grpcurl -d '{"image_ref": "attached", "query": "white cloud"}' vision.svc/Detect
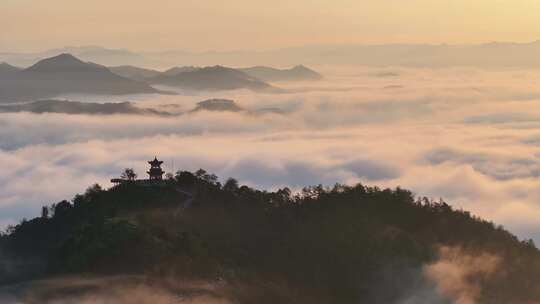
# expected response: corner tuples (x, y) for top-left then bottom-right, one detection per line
(3, 66), (540, 243)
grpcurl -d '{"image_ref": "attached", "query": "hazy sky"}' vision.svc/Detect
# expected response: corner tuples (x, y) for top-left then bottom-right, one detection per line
(3, 0), (540, 52)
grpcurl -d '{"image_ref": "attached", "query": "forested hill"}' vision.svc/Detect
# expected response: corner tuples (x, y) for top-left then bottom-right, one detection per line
(1, 170), (540, 304)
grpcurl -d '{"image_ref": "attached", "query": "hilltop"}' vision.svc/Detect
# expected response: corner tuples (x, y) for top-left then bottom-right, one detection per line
(0, 54), (158, 103)
(1, 170), (540, 303)
(191, 99), (243, 112)
(109, 64), (323, 86)
(149, 65), (275, 92)
(108, 65), (161, 82)
(239, 65), (322, 82)
(0, 62), (21, 76)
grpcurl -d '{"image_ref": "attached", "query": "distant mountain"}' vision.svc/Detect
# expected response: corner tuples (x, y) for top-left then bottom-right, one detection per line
(8, 41), (540, 68)
(190, 99), (287, 115)
(113, 63), (310, 89)
(0, 98), (286, 116)
(240, 65), (322, 82)
(0, 62), (21, 76)
(109, 65), (161, 82)
(0, 54), (159, 103)
(144, 41), (540, 68)
(25, 53), (100, 72)
(0, 100), (170, 115)
(72, 47), (146, 66)
(149, 65), (274, 92)
(162, 66), (200, 77)
(0, 46), (150, 68)
(191, 99), (244, 112)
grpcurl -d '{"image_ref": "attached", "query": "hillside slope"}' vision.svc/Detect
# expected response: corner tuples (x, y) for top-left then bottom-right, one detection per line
(108, 65), (161, 82)
(0, 62), (21, 76)
(0, 54), (158, 103)
(1, 170), (539, 303)
(149, 66), (274, 92)
(240, 65), (322, 82)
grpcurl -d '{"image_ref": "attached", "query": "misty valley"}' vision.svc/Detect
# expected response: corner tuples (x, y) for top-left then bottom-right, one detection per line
(3, 45), (540, 304)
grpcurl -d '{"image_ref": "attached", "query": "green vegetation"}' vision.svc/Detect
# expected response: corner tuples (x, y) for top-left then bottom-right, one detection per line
(1, 170), (539, 303)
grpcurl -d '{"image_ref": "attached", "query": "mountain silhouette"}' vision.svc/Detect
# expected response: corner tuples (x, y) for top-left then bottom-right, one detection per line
(149, 65), (274, 91)
(162, 66), (200, 76)
(111, 64), (321, 86)
(109, 66), (200, 81)
(108, 65), (161, 82)
(0, 54), (159, 103)
(25, 53), (100, 72)
(0, 98), (287, 117)
(0, 99), (170, 116)
(9, 42), (540, 68)
(190, 98), (287, 115)
(0, 62), (22, 76)
(240, 65), (322, 82)
(191, 99), (244, 112)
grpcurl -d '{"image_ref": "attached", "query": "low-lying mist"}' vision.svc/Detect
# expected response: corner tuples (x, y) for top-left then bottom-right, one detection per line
(0, 246), (504, 304)
(0, 276), (232, 304)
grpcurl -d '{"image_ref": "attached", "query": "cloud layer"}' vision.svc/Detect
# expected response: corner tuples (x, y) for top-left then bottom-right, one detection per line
(3, 67), (540, 243)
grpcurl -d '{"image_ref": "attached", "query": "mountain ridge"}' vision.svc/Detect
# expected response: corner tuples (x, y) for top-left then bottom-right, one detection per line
(239, 64), (322, 82)
(8, 42), (540, 67)
(108, 65), (161, 82)
(0, 100), (170, 116)
(0, 54), (159, 103)
(0, 62), (22, 74)
(149, 65), (275, 92)
(109, 64), (322, 86)
(0, 98), (286, 116)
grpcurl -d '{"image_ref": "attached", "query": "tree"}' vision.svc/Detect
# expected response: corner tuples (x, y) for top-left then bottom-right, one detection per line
(41, 206), (49, 219)
(53, 200), (72, 218)
(195, 169), (207, 178)
(85, 184), (103, 196)
(120, 168), (137, 181)
(224, 178), (239, 192)
(195, 169), (218, 185)
(176, 171), (197, 186)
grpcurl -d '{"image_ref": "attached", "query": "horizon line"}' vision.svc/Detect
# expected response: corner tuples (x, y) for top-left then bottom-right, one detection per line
(4, 39), (540, 55)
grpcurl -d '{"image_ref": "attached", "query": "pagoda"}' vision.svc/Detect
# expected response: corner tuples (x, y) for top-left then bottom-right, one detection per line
(147, 157), (164, 180)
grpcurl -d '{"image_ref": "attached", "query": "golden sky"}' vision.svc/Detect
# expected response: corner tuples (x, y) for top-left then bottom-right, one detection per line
(2, 0), (540, 52)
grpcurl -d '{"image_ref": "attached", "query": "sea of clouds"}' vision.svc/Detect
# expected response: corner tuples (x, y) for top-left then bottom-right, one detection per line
(3, 66), (540, 243)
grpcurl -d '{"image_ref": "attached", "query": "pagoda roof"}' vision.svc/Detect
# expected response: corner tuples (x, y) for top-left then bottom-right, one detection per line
(148, 156), (164, 165)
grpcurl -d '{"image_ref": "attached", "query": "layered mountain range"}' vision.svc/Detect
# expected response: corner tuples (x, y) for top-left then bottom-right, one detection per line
(0, 54), (158, 103)
(110, 64), (322, 84)
(0, 53), (321, 103)
(6, 43), (540, 68)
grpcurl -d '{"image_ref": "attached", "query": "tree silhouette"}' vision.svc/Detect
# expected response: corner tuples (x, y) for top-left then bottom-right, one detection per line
(120, 168), (137, 181)
(41, 206), (49, 219)
(224, 178), (239, 192)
